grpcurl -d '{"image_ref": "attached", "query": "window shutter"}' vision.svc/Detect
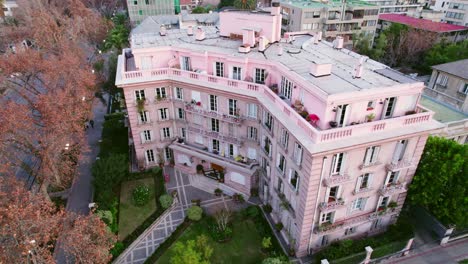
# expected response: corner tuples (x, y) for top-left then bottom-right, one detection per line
(330, 154), (337, 175)
(169, 127), (173, 138)
(368, 173), (374, 188)
(335, 106), (343, 123)
(343, 105), (351, 127)
(373, 147), (380, 163)
(324, 187), (330, 203)
(146, 111), (151, 123)
(361, 197), (368, 211)
(140, 132), (145, 144)
(384, 171), (391, 186)
(150, 130), (154, 142)
(276, 153), (281, 168)
(376, 196), (383, 211)
(160, 129), (164, 140)
(337, 185), (342, 199)
(339, 153), (347, 175)
(297, 147), (303, 165)
(144, 150), (149, 164)
(363, 147), (371, 165)
(288, 169), (292, 183)
(355, 176), (362, 193)
(394, 171), (400, 183)
(382, 98), (390, 119)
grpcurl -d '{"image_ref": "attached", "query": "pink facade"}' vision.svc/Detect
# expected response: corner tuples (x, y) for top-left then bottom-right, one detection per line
(116, 10), (442, 257)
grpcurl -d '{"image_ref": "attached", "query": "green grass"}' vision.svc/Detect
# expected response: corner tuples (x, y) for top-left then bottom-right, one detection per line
(118, 177), (157, 240)
(459, 260), (468, 264)
(155, 215), (271, 264)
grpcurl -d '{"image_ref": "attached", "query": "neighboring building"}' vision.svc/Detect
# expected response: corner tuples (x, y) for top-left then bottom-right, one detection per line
(377, 13), (468, 42)
(1, 0), (17, 19)
(116, 6), (442, 257)
(364, 0), (426, 14)
(407, 7), (444, 21)
(419, 96), (468, 144)
(432, 0), (468, 26)
(426, 59), (468, 113)
(280, 0), (380, 47)
(126, 0), (175, 24)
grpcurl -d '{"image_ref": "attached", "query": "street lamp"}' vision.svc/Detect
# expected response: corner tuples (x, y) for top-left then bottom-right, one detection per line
(65, 143), (70, 150)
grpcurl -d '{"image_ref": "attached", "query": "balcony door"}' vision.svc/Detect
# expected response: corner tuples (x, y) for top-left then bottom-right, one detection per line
(335, 104), (350, 127)
(382, 97), (397, 119)
(392, 139), (407, 164)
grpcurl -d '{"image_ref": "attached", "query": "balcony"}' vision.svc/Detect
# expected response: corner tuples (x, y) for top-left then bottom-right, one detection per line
(359, 161), (382, 170)
(170, 140), (259, 172)
(352, 187), (373, 195)
(322, 174), (352, 187)
(185, 104), (244, 124)
(187, 125), (242, 145)
(116, 63), (436, 144)
(378, 182), (406, 196)
(386, 159), (414, 171)
(275, 188), (295, 217)
(319, 199), (346, 212)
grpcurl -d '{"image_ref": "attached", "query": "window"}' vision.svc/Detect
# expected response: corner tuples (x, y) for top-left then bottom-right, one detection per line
(392, 139), (407, 163)
(436, 74), (448, 86)
(228, 144), (235, 157)
(356, 173), (372, 191)
(320, 235), (329, 247)
(135, 89), (146, 100)
(304, 11), (320, 18)
(232, 66), (242, 80)
(331, 152), (345, 175)
(145, 0), (149, 4)
(263, 111), (273, 130)
(364, 9), (378, 16)
(212, 139), (220, 152)
(159, 108), (169, 120)
(277, 154), (286, 174)
(277, 178), (284, 193)
(247, 104), (257, 119)
(289, 169), (299, 191)
(280, 76), (293, 100)
(345, 227), (357, 236)
(320, 212), (334, 224)
(161, 127), (171, 139)
(255, 68), (266, 84)
(177, 108), (185, 119)
(141, 130), (152, 143)
(138, 10), (143, 15)
(363, 146), (380, 166)
(228, 99), (238, 116)
(351, 197), (367, 211)
(180, 127), (186, 138)
(327, 186), (339, 202)
(155, 87), (167, 99)
(383, 97), (396, 119)
(181, 56), (191, 71)
(134, 0), (138, 5)
(139, 111), (149, 123)
(336, 104), (350, 126)
(164, 147), (172, 160)
(367, 101), (375, 110)
(459, 83), (468, 95)
(293, 143), (303, 166)
(247, 127), (257, 140)
(371, 219), (381, 230)
(263, 136), (272, 156)
(280, 129), (289, 148)
(210, 95), (218, 112)
(385, 171), (399, 186)
(303, 23), (312, 30)
(146, 149), (155, 163)
(227, 123), (235, 137)
(377, 196), (389, 211)
(175, 87), (183, 100)
(215, 62), (224, 77)
(211, 118), (220, 132)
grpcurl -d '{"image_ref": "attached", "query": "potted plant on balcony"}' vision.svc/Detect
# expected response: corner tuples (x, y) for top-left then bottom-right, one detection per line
(233, 193), (245, 203)
(294, 100), (304, 112)
(388, 201), (398, 211)
(366, 113), (376, 122)
(318, 222), (333, 232)
(270, 84), (278, 94)
(214, 188), (223, 196)
(196, 164), (204, 174)
(137, 99), (145, 112)
(218, 171), (225, 183)
(275, 222), (284, 231)
(300, 110), (309, 120)
(155, 95), (162, 101)
(263, 203), (273, 213)
(329, 121), (338, 128)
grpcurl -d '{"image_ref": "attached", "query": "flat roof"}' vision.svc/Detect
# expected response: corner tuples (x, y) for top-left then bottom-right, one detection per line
(130, 24), (419, 95)
(420, 96), (467, 123)
(379, 14), (468, 33)
(431, 59), (468, 80)
(280, 0), (377, 9)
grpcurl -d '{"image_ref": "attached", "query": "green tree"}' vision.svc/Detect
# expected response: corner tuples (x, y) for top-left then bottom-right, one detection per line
(422, 40), (468, 73)
(187, 205), (203, 221)
(92, 154), (128, 208)
(233, 0), (256, 10)
(170, 235), (213, 264)
(409, 136), (468, 228)
(262, 256), (290, 264)
(371, 33), (387, 61)
(218, 0), (235, 9)
(159, 194), (174, 208)
(103, 14), (130, 51)
(352, 32), (373, 57)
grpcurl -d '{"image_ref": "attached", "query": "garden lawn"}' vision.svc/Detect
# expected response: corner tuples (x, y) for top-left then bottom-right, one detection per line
(156, 216), (269, 264)
(119, 177), (157, 240)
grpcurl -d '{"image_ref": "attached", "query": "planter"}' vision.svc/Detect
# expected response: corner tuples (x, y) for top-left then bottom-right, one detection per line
(329, 121), (338, 128)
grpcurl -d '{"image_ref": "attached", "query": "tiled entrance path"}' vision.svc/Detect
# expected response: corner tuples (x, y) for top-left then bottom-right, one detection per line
(114, 167), (236, 264)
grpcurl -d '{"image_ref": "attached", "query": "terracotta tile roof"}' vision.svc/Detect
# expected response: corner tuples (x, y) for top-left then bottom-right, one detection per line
(379, 14), (468, 33)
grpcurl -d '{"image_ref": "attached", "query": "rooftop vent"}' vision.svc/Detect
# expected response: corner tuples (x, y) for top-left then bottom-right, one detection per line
(317, 31), (322, 41)
(310, 63), (332, 77)
(258, 36), (267, 52)
(187, 26), (193, 36)
(353, 56), (367, 79)
(278, 44), (283, 56)
(333, 36), (344, 49)
(271, 2), (281, 15)
(195, 26), (205, 41)
(160, 25), (167, 36)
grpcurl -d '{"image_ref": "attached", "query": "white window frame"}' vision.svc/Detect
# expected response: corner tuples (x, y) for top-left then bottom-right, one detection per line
(135, 89), (146, 101)
(336, 104), (350, 127)
(212, 139), (220, 152)
(155, 87), (167, 99)
(263, 111), (273, 130)
(181, 56), (191, 71)
(280, 76), (293, 100)
(384, 171), (399, 186)
(247, 126), (257, 140)
(175, 87), (183, 100)
(383, 97), (397, 119)
(232, 66), (242, 80)
(247, 104), (257, 119)
(320, 212), (334, 224)
(159, 108), (169, 120)
(211, 118), (220, 132)
(363, 146), (380, 166)
(351, 197), (367, 211)
(139, 111), (150, 124)
(177, 108), (185, 119)
(293, 142), (303, 166)
(228, 99), (238, 116)
(254, 68), (266, 84)
(288, 169), (300, 191)
(210, 95), (218, 112)
(277, 153), (286, 174)
(162, 127), (171, 139)
(145, 149), (155, 163)
(215, 62), (224, 77)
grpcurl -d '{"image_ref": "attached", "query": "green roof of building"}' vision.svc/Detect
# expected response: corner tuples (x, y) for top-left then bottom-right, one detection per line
(420, 96), (468, 123)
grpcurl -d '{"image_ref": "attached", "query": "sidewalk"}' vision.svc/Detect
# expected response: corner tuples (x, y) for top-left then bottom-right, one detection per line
(66, 95), (108, 214)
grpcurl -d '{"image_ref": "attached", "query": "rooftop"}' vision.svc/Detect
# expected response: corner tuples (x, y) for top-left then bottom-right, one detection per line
(378, 14), (468, 33)
(431, 59), (468, 80)
(420, 96), (467, 123)
(280, 0), (376, 9)
(130, 26), (417, 95)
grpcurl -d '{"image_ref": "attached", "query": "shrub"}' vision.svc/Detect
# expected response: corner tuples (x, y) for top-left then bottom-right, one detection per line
(214, 188), (222, 196)
(92, 154), (128, 209)
(187, 206), (203, 221)
(132, 185), (150, 207)
(263, 204), (273, 213)
(262, 236), (272, 250)
(262, 256), (290, 264)
(196, 164), (204, 173)
(250, 187), (259, 197)
(96, 210), (113, 226)
(275, 222), (283, 231)
(242, 206), (260, 219)
(159, 194), (173, 209)
(233, 193), (245, 203)
(110, 241), (125, 258)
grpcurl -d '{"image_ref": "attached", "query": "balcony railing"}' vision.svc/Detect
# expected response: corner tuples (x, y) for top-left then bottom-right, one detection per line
(117, 65), (435, 144)
(378, 182), (406, 196)
(275, 188), (295, 217)
(359, 161), (381, 170)
(386, 159), (414, 171)
(322, 173), (352, 187)
(185, 104), (244, 124)
(319, 199), (346, 212)
(187, 125), (242, 145)
(352, 187), (373, 195)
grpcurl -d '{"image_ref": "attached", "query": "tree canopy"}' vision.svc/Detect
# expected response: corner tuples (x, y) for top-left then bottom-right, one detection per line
(409, 136), (468, 228)
(170, 235), (213, 264)
(422, 40), (468, 73)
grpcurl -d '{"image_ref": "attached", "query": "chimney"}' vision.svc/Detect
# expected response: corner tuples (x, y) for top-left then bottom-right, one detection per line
(317, 31), (322, 41)
(353, 56), (367, 79)
(195, 26), (205, 41)
(258, 36), (267, 52)
(160, 25), (167, 36)
(314, 35), (319, 44)
(271, 2), (281, 16)
(278, 44), (283, 56)
(187, 26), (193, 36)
(310, 63), (332, 77)
(242, 29), (255, 47)
(333, 36), (344, 49)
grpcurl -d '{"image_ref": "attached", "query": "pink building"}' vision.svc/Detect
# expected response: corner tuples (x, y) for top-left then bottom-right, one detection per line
(116, 6), (442, 257)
